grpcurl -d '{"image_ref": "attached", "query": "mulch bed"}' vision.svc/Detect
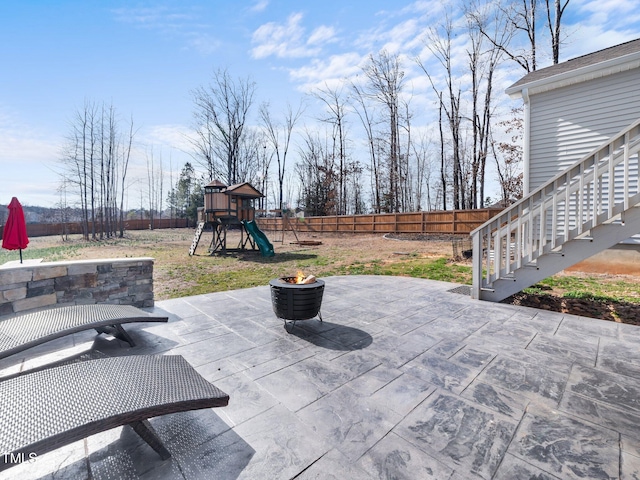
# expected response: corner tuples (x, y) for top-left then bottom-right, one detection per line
(503, 292), (640, 326)
(384, 233), (466, 242)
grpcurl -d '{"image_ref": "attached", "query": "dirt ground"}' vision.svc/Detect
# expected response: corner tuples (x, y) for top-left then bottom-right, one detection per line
(389, 233), (639, 324)
(19, 228), (638, 324)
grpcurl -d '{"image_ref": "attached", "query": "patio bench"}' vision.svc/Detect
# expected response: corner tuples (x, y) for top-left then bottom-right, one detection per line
(0, 304), (168, 360)
(0, 355), (230, 470)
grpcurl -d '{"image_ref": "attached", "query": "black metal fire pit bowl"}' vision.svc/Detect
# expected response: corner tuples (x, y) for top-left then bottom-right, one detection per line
(269, 278), (324, 331)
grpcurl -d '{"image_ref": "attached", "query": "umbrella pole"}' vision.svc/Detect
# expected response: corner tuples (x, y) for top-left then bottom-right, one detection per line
(19, 249), (22, 264)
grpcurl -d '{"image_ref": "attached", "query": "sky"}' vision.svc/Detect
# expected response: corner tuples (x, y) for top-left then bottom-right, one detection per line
(1, 0), (639, 209)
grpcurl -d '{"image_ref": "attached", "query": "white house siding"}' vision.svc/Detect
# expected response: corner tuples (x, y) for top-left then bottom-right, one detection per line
(528, 67), (640, 192)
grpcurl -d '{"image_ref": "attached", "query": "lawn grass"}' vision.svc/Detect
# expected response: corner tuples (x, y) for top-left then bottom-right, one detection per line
(331, 257), (472, 284)
(523, 275), (639, 303)
(0, 243), (87, 263)
(3, 230), (637, 315)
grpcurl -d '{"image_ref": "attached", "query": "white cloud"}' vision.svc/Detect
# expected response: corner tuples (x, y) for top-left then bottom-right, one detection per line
(139, 124), (195, 154)
(249, 0), (270, 14)
(111, 6), (195, 30)
(307, 25), (337, 46)
(398, 0), (443, 16)
(251, 13), (307, 59)
(0, 112), (64, 205)
(561, 24), (638, 61)
(251, 12), (336, 59)
(111, 6), (220, 54)
(186, 32), (222, 55)
(355, 2), (443, 56)
(558, 1), (640, 62)
(579, 0), (638, 23)
(379, 19), (422, 54)
(289, 52), (365, 91)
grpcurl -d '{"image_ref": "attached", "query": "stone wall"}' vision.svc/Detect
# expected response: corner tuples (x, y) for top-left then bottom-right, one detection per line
(0, 258), (155, 317)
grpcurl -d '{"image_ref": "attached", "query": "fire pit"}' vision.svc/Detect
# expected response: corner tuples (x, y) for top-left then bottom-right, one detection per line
(269, 273), (324, 331)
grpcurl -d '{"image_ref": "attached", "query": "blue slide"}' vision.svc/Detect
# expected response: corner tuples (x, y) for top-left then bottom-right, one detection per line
(243, 220), (275, 257)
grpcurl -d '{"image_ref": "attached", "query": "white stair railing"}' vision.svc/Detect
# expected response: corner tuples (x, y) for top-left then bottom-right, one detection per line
(472, 119), (640, 300)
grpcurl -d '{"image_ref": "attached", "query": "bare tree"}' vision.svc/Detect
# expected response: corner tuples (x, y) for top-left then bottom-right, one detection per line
(118, 116), (135, 238)
(502, 0), (539, 72)
(411, 132), (435, 211)
(361, 51), (406, 213)
(312, 84), (351, 215)
(191, 69), (256, 184)
(145, 148), (164, 229)
(468, 0), (571, 72)
(466, 8), (504, 208)
(545, 0), (570, 64)
(296, 130), (336, 216)
(60, 100), (97, 239)
(419, 16), (465, 210)
(437, 92), (448, 210)
(254, 133), (273, 213)
(351, 81), (383, 213)
(260, 101), (303, 214)
(60, 101), (136, 239)
(400, 98), (413, 211)
(100, 103), (122, 238)
(494, 107), (524, 205)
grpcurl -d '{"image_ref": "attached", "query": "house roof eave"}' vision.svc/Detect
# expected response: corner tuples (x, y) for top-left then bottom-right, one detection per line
(506, 46), (640, 99)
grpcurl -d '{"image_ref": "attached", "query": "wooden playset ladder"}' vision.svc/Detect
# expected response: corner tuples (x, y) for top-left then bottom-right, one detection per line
(189, 222), (205, 256)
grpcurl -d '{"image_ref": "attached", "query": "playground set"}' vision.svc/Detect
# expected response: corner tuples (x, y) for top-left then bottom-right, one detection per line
(189, 180), (274, 257)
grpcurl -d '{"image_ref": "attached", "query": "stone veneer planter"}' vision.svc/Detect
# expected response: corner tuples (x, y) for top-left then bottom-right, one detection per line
(0, 258), (155, 317)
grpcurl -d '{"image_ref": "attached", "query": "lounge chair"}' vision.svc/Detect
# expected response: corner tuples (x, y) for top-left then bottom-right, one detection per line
(0, 304), (168, 360)
(0, 355), (229, 471)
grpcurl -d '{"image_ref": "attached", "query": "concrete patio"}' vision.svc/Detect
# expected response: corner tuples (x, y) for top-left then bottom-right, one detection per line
(1, 275), (640, 479)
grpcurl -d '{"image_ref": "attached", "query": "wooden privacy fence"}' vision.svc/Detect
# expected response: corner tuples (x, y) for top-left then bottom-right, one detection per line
(256, 209), (502, 235)
(2, 210), (501, 239)
(0, 218), (189, 238)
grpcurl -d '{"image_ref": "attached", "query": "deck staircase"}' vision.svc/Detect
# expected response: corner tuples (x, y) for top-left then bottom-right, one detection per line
(472, 119), (640, 302)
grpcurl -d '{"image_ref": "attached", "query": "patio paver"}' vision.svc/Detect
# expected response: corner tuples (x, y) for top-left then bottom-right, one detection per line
(1, 274), (639, 479)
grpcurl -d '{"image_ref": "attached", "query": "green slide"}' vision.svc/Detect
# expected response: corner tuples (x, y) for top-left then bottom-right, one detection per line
(243, 220), (275, 257)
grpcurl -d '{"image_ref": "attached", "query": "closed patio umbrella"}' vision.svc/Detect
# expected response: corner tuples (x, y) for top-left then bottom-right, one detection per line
(2, 197), (29, 263)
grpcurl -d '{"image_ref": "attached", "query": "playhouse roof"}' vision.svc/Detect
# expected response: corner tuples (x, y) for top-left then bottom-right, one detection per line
(506, 37), (640, 98)
(205, 179), (227, 188)
(224, 182), (264, 198)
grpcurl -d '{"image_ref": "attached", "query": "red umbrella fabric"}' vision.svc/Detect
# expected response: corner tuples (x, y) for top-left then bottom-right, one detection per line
(2, 197), (29, 261)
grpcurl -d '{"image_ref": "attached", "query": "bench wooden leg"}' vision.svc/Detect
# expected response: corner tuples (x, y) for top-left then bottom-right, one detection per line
(129, 419), (172, 460)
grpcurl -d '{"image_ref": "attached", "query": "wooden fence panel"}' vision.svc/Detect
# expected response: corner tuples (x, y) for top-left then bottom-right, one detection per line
(256, 209), (502, 235)
(0, 218), (190, 239)
(2, 210), (501, 239)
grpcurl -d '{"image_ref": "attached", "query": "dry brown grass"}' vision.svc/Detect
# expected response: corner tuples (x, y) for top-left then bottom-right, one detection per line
(13, 228), (639, 324)
(18, 228), (454, 300)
